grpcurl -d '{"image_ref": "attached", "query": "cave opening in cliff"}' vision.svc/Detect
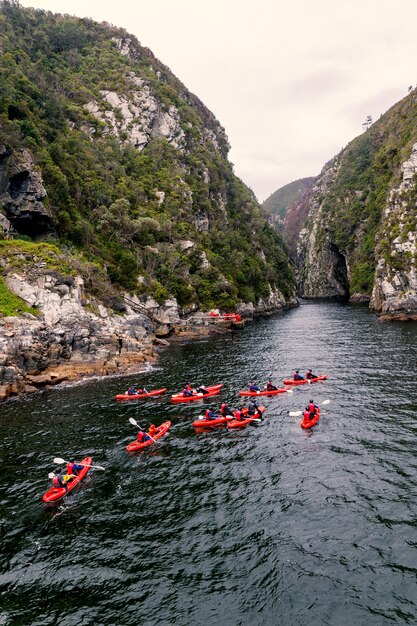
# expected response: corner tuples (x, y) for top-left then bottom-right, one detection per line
(329, 243), (350, 301)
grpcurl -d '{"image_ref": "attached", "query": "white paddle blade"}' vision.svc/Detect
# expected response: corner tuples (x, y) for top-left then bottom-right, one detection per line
(198, 415), (205, 420)
(289, 411), (302, 417)
(48, 472), (55, 479)
(53, 457), (66, 465)
(286, 389), (293, 393)
(129, 417), (139, 426)
(321, 400), (330, 405)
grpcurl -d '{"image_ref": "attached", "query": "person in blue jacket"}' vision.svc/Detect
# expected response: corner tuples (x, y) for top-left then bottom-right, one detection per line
(293, 370), (304, 381)
(205, 409), (218, 420)
(249, 383), (261, 392)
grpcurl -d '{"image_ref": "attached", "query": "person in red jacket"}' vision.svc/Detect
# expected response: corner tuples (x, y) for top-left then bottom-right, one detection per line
(182, 383), (194, 397)
(137, 430), (151, 443)
(305, 400), (319, 420)
(66, 459), (84, 476)
(220, 403), (234, 417)
(293, 370), (304, 381)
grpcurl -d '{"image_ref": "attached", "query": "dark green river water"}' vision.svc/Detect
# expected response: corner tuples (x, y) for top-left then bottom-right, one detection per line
(1, 301), (417, 625)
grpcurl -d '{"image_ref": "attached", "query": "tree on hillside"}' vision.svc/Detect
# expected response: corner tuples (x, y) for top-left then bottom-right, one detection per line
(362, 115), (373, 132)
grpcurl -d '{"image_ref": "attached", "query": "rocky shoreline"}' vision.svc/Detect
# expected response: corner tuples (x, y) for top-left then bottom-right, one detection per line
(0, 271), (297, 401)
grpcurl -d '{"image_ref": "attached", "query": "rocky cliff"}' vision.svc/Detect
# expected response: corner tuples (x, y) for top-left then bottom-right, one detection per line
(294, 88), (417, 316)
(0, 2), (297, 398)
(0, 1), (295, 313)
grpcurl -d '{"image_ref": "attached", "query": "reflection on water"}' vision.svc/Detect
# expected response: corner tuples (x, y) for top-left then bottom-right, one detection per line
(1, 302), (417, 625)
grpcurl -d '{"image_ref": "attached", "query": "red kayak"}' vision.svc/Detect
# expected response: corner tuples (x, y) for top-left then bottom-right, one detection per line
(115, 388), (166, 401)
(283, 375), (328, 386)
(239, 386), (289, 397)
(126, 421), (171, 452)
(193, 415), (234, 428)
(228, 406), (266, 429)
(171, 384), (223, 403)
(301, 408), (321, 429)
(42, 456), (92, 503)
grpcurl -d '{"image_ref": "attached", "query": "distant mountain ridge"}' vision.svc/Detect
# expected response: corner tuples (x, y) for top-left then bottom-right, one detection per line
(262, 177), (317, 222)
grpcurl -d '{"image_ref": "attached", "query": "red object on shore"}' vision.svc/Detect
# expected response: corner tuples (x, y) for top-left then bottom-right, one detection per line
(126, 421), (171, 452)
(42, 457), (92, 503)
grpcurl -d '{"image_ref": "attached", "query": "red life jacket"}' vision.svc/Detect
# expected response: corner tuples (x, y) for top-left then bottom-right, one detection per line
(67, 463), (74, 474)
(293, 373), (298, 380)
(205, 409), (211, 419)
(303, 410), (310, 420)
(52, 476), (61, 487)
(308, 403), (316, 414)
(137, 431), (146, 442)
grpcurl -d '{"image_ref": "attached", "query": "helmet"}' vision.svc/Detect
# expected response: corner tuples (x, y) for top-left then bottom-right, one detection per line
(308, 369), (312, 372)
(309, 399), (313, 403)
(295, 370), (299, 373)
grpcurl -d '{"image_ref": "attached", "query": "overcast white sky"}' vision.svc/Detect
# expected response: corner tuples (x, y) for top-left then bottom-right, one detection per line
(19, 0), (417, 201)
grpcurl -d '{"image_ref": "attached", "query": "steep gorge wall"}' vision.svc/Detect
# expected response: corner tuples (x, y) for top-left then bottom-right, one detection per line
(294, 89), (417, 317)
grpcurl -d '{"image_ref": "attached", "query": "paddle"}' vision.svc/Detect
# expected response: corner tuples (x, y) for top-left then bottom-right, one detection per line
(128, 417), (158, 443)
(289, 399), (330, 417)
(53, 457), (106, 471)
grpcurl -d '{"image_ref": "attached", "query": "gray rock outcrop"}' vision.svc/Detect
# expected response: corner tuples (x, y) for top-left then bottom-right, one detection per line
(0, 147), (55, 239)
(370, 143), (417, 319)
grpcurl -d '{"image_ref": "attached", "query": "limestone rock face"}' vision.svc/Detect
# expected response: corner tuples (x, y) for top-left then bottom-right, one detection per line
(0, 271), (157, 400)
(370, 143), (417, 319)
(85, 79), (186, 151)
(296, 159), (350, 300)
(0, 147), (54, 239)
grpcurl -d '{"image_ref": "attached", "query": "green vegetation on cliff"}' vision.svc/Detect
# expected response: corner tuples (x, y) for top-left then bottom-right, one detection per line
(0, 0), (294, 311)
(316, 91), (417, 295)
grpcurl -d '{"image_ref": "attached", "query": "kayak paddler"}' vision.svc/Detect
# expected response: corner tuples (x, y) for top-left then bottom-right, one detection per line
(293, 370), (304, 381)
(305, 399), (319, 420)
(182, 383), (194, 397)
(196, 385), (209, 395)
(249, 383), (261, 392)
(66, 459), (84, 476)
(148, 424), (159, 437)
(136, 430), (151, 443)
(305, 369), (318, 380)
(126, 387), (137, 395)
(52, 467), (74, 492)
(135, 386), (148, 394)
(248, 400), (263, 420)
(205, 409), (218, 420)
(220, 402), (234, 417)
(265, 380), (278, 391)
